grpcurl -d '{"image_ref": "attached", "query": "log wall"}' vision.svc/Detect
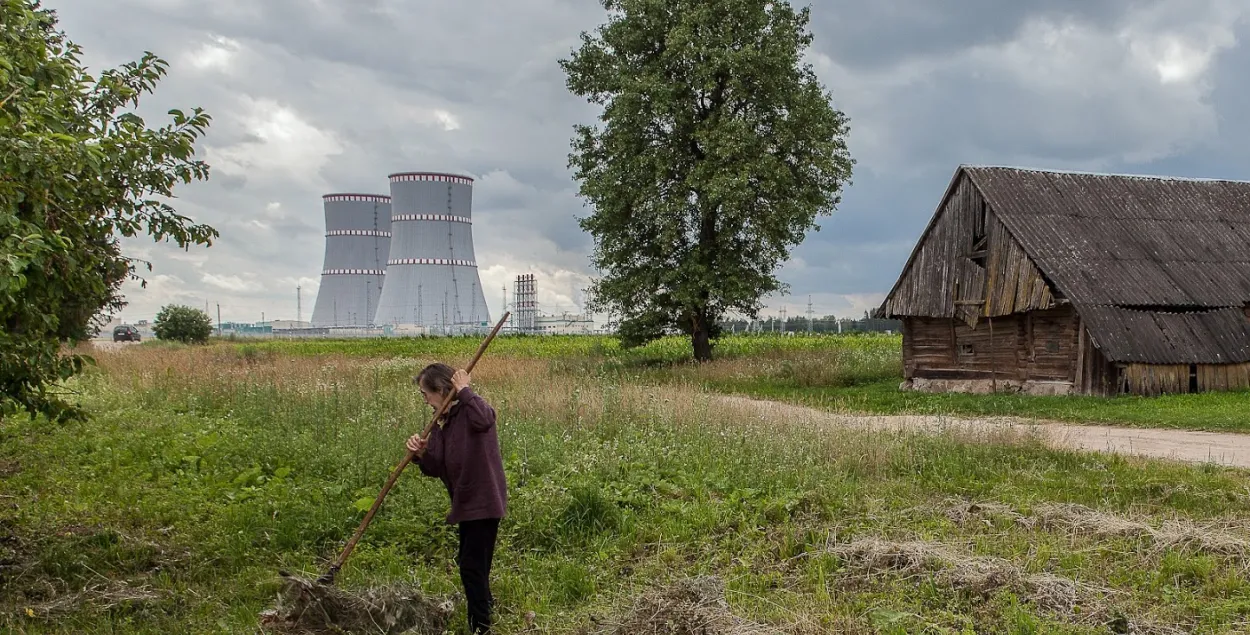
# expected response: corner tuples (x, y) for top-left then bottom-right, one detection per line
(902, 306), (1079, 382)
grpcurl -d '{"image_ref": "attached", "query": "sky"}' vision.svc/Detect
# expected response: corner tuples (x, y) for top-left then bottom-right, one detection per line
(44, 0), (1250, 326)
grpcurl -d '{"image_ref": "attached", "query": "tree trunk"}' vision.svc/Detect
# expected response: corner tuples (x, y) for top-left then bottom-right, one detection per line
(691, 312), (712, 362)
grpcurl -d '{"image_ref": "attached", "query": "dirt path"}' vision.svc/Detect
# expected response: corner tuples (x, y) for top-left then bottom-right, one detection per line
(716, 394), (1250, 470)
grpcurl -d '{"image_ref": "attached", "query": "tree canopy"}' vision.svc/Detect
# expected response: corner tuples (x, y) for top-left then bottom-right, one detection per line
(152, 304), (213, 345)
(0, 0), (217, 422)
(560, 0), (854, 361)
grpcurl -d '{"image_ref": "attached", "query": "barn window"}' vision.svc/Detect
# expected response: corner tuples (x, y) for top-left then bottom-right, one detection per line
(959, 343), (974, 356)
(1046, 339), (1060, 353)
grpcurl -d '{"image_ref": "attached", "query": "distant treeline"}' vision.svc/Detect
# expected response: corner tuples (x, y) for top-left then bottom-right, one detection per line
(718, 314), (902, 334)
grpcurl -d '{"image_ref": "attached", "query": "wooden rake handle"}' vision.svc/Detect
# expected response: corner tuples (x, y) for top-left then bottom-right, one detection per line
(317, 312), (510, 585)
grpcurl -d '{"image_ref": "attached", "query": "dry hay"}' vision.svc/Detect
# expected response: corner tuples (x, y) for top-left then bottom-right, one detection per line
(22, 579), (164, 618)
(1034, 503), (1250, 558)
(828, 538), (1103, 621)
(947, 500), (1250, 559)
(943, 500), (1024, 527)
(259, 574), (453, 635)
(580, 576), (784, 635)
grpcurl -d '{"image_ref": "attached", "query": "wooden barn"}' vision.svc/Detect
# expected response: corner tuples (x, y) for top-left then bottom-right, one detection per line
(877, 165), (1250, 397)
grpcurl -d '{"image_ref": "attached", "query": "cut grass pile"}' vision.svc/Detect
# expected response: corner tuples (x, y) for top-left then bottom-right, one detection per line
(3, 343), (1250, 633)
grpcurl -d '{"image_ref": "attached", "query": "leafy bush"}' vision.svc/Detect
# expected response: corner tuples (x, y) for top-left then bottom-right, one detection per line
(152, 304), (213, 344)
(0, 0), (216, 422)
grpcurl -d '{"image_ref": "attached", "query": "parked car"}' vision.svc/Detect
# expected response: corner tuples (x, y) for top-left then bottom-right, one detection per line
(112, 325), (141, 342)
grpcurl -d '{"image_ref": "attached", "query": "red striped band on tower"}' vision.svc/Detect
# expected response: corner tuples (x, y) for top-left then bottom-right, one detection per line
(387, 172), (474, 185)
(322, 269), (387, 276)
(387, 258), (477, 267)
(323, 194), (392, 202)
(325, 230), (392, 237)
(391, 213), (471, 224)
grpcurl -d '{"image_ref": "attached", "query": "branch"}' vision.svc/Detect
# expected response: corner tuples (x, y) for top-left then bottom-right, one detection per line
(0, 87), (21, 109)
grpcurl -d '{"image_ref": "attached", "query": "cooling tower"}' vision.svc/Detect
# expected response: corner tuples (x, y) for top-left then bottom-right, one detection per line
(309, 193), (392, 328)
(372, 172), (491, 333)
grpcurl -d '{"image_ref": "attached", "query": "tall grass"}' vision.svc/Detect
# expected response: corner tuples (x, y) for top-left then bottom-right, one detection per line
(4, 344), (1250, 633)
(201, 332), (1250, 431)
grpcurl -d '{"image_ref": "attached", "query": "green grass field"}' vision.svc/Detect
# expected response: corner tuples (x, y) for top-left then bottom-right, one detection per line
(3, 336), (1250, 633)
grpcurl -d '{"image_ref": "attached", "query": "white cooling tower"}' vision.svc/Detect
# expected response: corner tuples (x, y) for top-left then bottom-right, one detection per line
(372, 172), (491, 333)
(309, 193), (392, 327)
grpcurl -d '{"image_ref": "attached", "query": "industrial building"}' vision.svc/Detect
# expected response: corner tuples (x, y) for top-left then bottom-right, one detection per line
(372, 172), (492, 333)
(510, 273), (594, 335)
(310, 193), (392, 328)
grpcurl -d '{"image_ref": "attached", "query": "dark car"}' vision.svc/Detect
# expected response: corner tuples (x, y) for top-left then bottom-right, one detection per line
(112, 325), (141, 342)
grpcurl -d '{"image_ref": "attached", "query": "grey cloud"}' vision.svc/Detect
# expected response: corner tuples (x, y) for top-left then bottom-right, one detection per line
(811, 0), (1139, 70)
(41, 0), (1250, 323)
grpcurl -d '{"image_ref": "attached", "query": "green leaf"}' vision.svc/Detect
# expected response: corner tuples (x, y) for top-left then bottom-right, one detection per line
(195, 432), (221, 450)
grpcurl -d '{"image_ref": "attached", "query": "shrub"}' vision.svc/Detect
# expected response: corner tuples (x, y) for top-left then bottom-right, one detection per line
(152, 304), (213, 344)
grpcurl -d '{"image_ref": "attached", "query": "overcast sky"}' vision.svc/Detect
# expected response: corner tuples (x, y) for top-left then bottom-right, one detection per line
(46, 0), (1250, 325)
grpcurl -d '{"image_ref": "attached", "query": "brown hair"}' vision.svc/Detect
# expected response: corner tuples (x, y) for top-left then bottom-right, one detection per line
(415, 362), (456, 398)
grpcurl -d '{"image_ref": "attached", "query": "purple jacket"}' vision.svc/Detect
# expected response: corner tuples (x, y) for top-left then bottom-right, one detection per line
(414, 386), (507, 525)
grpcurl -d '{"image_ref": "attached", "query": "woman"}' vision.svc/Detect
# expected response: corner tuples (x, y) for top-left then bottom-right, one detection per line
(406, 363), (507, 634)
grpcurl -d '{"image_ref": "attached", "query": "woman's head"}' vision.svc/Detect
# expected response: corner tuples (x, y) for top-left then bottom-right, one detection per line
(415, 362), (456, 407)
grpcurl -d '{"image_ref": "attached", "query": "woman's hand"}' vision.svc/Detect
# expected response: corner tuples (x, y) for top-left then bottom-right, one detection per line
(452, 369), (471, 392)
(406, 433), (427, 455)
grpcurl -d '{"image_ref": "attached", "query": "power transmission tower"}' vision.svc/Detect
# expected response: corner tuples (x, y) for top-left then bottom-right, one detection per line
(807, 295), (814, 334)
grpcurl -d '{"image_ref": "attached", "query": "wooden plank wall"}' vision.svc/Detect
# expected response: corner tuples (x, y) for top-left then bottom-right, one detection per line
(881, 176), (985, 319)
(1197, 364), (1250, 392)
(984, 214), (1055, 318)
(902, 306), (1078, 382)
(1077, 331), (1117, 396)
(1120, 363), (1250, 396)
(881, 174), (1056, 326)
(1121, 365), (1187, 396)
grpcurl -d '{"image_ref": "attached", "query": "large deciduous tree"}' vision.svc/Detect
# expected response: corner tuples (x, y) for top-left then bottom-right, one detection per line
(1, 0), (217, 422)
(560, 0), (854, 361)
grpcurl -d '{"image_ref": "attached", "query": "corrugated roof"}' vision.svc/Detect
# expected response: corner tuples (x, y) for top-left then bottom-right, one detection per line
(962, 166), (1250, 364)
(1077, 305), (1250, 364)
(965, 166), (1250, 307)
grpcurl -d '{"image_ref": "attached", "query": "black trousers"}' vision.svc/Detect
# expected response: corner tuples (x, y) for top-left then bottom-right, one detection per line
(457, 517), (500, 633)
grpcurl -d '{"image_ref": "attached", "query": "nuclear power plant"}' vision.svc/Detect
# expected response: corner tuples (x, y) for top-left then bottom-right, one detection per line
(309, 193), (391, 328)
(372, 172), (491, 332)
(309, 171), (492, 335)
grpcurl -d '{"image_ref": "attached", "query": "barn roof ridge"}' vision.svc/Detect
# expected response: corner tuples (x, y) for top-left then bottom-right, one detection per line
(958, 164), (1250, 185)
